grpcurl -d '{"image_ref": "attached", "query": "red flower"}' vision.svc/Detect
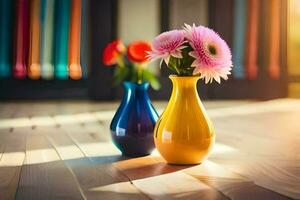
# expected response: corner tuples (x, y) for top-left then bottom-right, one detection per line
(102, 40), (126, 66)
(127, 41), (151, 63)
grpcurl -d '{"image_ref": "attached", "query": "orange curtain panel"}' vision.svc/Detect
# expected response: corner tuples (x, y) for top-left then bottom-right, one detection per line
(68, 0), (82, 80)
(28, 0), (41, 79)
(13, 0), (29, 79)
(268, 0), (280, 79)
(245, 0), (259, 80)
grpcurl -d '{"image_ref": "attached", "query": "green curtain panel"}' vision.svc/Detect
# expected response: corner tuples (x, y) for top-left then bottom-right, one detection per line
(41, 0), (55, 79)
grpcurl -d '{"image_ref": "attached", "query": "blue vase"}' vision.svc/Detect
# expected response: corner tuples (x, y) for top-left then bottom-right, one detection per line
(110, 82), (158, 157)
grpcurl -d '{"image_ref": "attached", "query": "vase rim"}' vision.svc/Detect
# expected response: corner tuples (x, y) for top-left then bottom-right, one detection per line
(124, 81), (149, 86)
(169, 75), (200, 79)
(123, 81), (150, 90)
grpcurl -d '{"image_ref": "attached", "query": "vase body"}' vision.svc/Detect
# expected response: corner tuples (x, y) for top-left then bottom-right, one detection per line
(154, 76), (215, 164)
(110, 82), (158, 157)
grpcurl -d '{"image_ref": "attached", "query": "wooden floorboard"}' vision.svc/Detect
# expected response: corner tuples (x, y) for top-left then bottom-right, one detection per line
(0, 128), (27, 200)
(60, 124), (150, 200)
(183, 161), (292, 200)
(113, 156), (229, 200)
(0, 100), (298, 199)
(133, 171), (228, 200)
(16, 131), (85, 200)
(209, 101), (300, 199)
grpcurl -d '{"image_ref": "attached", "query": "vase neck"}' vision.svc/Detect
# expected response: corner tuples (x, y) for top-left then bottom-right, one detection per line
(123, 82), (149, 99)
(170, 76), (200, 96)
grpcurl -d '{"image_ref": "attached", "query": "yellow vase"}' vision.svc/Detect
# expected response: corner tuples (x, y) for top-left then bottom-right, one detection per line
(154, 75), (215, 164)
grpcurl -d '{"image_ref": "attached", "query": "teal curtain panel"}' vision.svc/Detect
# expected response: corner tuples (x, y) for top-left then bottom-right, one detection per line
(232, 0), (247, 79)
(54, 0), (70, 79)
(0, 0), (13, 78)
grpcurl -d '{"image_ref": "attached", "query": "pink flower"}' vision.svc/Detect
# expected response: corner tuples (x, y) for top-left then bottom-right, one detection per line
(147, 30), (185, 65)
(184, 24), (233, 84)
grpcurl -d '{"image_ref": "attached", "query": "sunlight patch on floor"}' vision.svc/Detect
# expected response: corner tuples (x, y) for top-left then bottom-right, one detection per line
(89, 182), (140, 194)
(211, 142), (237, 155)
(0, 152), (25, 167)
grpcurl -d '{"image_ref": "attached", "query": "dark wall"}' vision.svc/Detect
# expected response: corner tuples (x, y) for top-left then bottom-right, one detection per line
(88, 0), (117, 100)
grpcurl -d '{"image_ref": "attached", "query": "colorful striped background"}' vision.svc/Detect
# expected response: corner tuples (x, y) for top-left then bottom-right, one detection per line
(0, 0), (89, 80)
(0, 0), (285, 82)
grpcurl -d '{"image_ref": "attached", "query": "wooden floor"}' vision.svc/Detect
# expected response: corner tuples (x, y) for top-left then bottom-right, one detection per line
(0, 99), (299, 200)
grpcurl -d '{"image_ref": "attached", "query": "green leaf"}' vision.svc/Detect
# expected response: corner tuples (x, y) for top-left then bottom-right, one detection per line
(167, 44), (195, 76)
(113, 66), (129, 86)
(168, 56), (181, 74)
(142, 69), (161, 90)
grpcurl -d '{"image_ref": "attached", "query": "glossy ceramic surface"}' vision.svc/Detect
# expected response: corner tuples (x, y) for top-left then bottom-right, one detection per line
(154, 76), (215, 164)
(110, 82), (158, 157)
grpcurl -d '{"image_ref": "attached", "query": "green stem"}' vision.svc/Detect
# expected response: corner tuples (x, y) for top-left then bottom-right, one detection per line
(173, 65), (181, 75)
(116, 55), (125, 68)
(167, 56), (182, 75)
(137, 64), (143, 84)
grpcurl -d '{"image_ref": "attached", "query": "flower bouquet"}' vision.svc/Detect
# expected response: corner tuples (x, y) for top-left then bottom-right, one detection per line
(148, 24), (232, 83)
(103, 40), (160, 89)
(148, 24), (233, 164)
(102, 40), (159, 157)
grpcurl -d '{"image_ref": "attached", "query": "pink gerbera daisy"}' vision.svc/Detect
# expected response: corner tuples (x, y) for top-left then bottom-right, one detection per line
(147, 30), (186, 65)
(184, 24), (233, 83)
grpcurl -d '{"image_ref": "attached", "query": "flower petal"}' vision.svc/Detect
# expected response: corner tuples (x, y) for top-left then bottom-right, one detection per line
(214, 76), (221, 84)
(189, 51), (198, 59)
(185, 25), (233, 82)
(164, 56), (170, 65)
(171, 50), (183, 58)
(191, 59), (202, 68)
(193, 67), (201, 75)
